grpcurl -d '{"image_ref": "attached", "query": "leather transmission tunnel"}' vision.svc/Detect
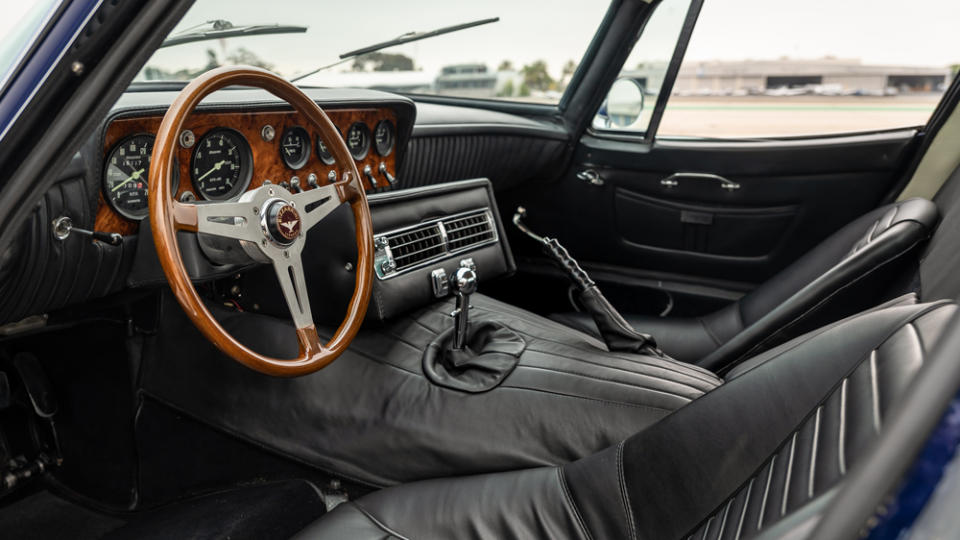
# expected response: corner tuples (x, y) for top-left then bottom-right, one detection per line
(422, 266), (526, 392)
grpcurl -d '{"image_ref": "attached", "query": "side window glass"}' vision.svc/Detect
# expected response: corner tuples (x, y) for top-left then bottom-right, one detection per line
(592, 0), (693, 133)
(599, 0), (959, 139)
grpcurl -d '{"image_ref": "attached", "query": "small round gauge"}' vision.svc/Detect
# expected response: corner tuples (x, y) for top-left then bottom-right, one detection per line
(374, 120), (395, 157)
(190, 128), (253, 200)
(280, 126), (310, 170)
(103, 134), (155, 220)
(315, 127), (341, 165)
(345, 122), (370, 160)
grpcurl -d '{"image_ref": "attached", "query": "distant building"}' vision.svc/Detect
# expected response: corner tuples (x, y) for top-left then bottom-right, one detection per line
(624, 58), (951, 97)
(434, 64), (523, 98)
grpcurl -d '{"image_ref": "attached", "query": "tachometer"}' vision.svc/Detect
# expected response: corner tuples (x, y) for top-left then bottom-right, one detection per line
(346, 122), (370, 160)
(280, 126), (310, 170)
(191, 128), (252, 200)
(374, 120), (395, 157)
(103, 134), (155, 220)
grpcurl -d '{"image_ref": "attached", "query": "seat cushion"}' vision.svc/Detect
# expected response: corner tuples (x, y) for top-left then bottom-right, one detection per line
(551, 198), (938, 371)
(142, 291), (720, 487)
(295, 467), (588, 540)
(297, 301), (956, 540)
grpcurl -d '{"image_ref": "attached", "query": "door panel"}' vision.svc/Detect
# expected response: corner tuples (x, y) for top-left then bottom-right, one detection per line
(499, 129), (919, 313)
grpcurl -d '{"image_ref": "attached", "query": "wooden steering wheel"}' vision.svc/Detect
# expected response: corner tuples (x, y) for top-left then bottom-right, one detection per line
(148, 66), (373, 377)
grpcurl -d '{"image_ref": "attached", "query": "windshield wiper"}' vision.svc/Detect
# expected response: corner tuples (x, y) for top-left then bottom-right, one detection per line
(290, 17), (498, 82)
(161, 19), (307, 48)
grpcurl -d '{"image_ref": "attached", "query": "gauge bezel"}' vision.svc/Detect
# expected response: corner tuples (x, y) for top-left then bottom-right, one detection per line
(345, 122), (371, 160)
(279, 125), (310, 170)
(190, 127), (254, 201)
(316, 126), (343, 165)
(373, 119), (395, 157)
(103, 133), (158, 220)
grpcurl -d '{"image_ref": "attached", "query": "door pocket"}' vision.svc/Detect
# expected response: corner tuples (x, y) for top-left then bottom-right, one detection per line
(614, 188), (799, 258)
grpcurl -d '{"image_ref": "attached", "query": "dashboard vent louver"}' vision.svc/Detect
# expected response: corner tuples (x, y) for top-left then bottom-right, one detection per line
(374, 208), (498, 279)
(388, 224), (445, 271)
(443, 212), (495, 252)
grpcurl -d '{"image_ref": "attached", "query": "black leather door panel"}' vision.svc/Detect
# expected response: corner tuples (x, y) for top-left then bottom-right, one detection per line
(499, 129), (919, 306)
(614, 188), (799, 258)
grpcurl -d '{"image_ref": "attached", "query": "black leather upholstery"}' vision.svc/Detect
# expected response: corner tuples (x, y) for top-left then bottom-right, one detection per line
(297, 300), (956, 540)
(105, 479), (326, 540)
(141, 290), (720, 487)
(552, 197), (938, 371)
(0, 150), (134, 325)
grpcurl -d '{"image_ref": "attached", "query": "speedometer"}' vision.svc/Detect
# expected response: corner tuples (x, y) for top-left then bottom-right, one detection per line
(103, 134), (155, 220)
(191, 128), (252, 200)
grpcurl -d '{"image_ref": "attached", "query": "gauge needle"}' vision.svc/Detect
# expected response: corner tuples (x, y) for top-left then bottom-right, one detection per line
(111, 168), (145, 192)
(197, 160), (227, 182)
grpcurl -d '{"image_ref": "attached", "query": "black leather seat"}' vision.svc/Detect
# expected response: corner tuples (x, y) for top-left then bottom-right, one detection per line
(297, 300), (957, 539)
(552, 197), (938, 371)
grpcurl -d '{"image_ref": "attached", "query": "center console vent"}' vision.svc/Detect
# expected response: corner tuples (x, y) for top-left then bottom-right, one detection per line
(444, 212), (495, 251)
(387, 223), (445, 272)
(374, 207), (499, 279)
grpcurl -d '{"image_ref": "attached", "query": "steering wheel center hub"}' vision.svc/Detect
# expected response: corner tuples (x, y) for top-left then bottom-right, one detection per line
(263, 199), (302, 245)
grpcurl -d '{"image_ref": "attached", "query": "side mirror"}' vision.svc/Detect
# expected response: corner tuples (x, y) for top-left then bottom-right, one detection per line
(594, 78), (645, 129)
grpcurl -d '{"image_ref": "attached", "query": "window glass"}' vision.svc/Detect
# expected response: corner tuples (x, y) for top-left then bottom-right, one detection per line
(138, 0), (611, 105)
(0, 0), (61, 91)
(656, 0), (960, 138)
(592, 0), (693, 133)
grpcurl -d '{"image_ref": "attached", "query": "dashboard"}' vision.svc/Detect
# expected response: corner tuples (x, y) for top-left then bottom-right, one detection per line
(96, 106), (401, 236)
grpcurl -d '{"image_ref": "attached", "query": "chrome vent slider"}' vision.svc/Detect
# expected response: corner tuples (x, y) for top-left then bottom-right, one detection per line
(373, 208), (498, 279)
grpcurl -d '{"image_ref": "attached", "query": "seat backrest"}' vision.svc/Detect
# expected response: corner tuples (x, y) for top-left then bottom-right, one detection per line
(918, 164), (960, 301)
(699, 197), (938, 371)
(562, 301), (956, 540)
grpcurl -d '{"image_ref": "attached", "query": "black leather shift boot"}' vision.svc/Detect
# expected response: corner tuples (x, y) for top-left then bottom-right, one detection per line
(423, 322), (526, 392)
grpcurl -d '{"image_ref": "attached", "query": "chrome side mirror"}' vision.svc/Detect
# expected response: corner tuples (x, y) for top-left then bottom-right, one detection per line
(594, 77), (645, 129)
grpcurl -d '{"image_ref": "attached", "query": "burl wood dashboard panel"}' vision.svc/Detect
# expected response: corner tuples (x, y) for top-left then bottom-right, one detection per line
(96, 107), (398, 236)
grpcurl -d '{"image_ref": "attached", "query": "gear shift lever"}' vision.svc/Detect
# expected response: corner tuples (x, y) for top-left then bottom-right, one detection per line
(450, 267), (478, 350)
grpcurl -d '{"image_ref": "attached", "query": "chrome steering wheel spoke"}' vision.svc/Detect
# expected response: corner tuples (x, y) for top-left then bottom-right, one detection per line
(291, 183), (341, 231)
(194, 200), (261, 242)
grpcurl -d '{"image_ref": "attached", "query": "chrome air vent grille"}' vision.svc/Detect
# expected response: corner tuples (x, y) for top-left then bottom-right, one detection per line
(444, 212), (495, 251)
(387, 224), (445, 271)
(374, 208), (499, 279)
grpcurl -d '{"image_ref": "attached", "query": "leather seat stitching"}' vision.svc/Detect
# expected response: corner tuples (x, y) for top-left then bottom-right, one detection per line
(684, 303), (953, 537)
(558, 467), (594, 540)
(522, 347), (720, 392)
(698, 316), (725, 347)
(499, 384), (676, 413)
(352, 500), (413, 540)
(728, 238), (929, 369)
(617, 440), (638, 540)
(514, 363), (702, 402)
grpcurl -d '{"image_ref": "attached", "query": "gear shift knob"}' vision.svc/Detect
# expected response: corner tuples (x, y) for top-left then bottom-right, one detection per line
(451, 267), (477, 350)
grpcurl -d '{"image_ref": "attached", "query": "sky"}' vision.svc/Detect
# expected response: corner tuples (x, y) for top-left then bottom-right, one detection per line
(3, 0), (960, 83)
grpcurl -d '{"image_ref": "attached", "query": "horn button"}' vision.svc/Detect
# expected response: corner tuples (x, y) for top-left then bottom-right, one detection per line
(263, 199), (302, 245)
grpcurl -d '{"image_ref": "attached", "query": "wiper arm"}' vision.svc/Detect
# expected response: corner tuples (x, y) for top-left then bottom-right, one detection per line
(161, 19), (307, 48)
(290, 17), (498, 83)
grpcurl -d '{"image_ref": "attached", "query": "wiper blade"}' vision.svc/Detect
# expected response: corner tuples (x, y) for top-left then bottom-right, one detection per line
(338, 17), (498, 59)
(290, 17), (498, 83)
(161, 19), (307, 48)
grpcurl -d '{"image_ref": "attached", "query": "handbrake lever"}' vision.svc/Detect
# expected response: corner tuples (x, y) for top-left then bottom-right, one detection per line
(512, 207), (661, 356)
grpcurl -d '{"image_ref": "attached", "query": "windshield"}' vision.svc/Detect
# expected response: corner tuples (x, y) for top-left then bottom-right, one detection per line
(137, 0), (611, 105)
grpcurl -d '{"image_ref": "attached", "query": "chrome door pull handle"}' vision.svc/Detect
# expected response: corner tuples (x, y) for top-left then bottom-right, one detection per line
(576, 169), (604, 186)
(660, 172), (741, 191)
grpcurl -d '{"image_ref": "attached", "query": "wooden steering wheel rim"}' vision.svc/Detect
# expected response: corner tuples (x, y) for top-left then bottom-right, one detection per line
(148, 65), (373, 377)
